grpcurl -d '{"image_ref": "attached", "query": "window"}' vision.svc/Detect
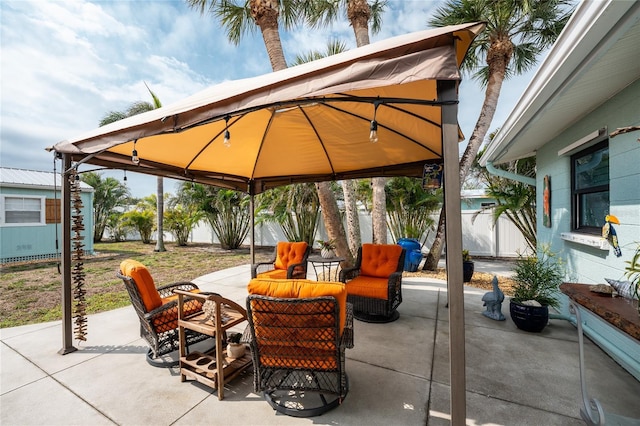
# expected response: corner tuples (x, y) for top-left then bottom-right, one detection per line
(1, 196), (46, 226)
(571, 139), (609, 234)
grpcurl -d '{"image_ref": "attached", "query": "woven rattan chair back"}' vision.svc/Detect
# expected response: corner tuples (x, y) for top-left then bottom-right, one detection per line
(116, 259), (210, 367)
(246, 294), (352, 417)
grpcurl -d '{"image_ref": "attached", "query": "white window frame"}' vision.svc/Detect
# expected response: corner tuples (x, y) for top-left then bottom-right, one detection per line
(0, 195), (47, 227)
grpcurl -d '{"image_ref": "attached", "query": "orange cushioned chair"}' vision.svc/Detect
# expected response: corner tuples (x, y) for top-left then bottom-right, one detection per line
(339, 244), (405, 323)
(117, 259), (211, 367)
(251, 241), (310, 280)
(246, 278), (354, 417)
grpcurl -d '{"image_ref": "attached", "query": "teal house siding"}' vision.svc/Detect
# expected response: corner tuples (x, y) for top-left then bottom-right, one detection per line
(536, 79), (640, 380)
(481, 1), (640, 383)
(0, 169), (94, 263)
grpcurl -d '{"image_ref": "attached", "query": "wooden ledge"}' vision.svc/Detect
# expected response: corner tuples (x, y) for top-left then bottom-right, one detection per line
(560, 283), (640, 341)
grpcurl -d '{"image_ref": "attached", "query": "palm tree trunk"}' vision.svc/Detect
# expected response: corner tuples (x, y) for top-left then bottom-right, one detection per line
(372, 177), (387, 243)
(317, 181), (354, 266)
(154, 177), (166, 252)
(424, 55), (508, 270)
(342, 180), (361, 256)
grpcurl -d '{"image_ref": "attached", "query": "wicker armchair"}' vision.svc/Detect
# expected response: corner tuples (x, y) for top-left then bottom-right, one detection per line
(117, 259), (211, 367)
(251, 241), (310, 279)
(246, 278), (354, 417)
(339, 244), (405, 323)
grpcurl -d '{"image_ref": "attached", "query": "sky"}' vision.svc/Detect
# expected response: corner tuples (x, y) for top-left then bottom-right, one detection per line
(1, 0), (542, 198)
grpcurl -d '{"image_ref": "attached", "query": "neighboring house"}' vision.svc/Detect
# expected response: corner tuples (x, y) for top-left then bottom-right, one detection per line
(481, 0), (640, 379)
(0, 167), (94, 263)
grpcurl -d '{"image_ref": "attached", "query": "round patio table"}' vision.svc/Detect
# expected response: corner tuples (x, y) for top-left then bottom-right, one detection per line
(307, 256), (345, 282)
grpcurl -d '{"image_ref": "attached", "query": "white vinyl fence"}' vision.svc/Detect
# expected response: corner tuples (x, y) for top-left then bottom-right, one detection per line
(159, 209), (531, 258)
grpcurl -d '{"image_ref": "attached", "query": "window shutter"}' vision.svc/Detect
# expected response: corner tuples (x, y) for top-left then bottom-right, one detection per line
(46, 199), (61, 224)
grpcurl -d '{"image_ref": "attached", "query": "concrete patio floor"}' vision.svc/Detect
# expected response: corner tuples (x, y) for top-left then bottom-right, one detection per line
(2, 264), (639, 425)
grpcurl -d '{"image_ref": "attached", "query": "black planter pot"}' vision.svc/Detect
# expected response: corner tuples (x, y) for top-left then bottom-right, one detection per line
(509, 301), (549, 332)
(463, 261), (474, 283)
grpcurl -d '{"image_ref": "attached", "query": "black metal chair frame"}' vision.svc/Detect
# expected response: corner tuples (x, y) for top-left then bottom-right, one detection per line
(117, 271), (212, 368)
(251, 244), (311, 279)
(340, 246), (406, 323)
(246, 294), (354, 417)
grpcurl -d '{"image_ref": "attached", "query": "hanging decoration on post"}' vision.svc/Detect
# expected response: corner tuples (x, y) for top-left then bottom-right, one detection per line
(543, 175), (551, 228)
(422, 163), (443, 189)
(69, 168), (87, 341)
(602, 214), (622, 257)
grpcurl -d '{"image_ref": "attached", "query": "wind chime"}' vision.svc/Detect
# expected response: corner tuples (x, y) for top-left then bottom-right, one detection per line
(69, 169), (87, 341)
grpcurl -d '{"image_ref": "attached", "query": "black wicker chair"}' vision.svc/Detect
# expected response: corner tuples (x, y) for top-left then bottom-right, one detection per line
(246, 278), (354, 417)
(117, 259), (211, 367)
(251, 241), (310, 279)
(339, 244), (405, 323)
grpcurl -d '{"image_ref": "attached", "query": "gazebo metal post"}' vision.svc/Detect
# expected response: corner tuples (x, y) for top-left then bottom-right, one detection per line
(249, 192), (255, 265)
(439, 79), (466, 423)
(58, 153), (77, 355)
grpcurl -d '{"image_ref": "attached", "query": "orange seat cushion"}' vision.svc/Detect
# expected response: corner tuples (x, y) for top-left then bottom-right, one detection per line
(345, 276), (390, 300)
(247, 278), (347, 334)
(256, 269), (288, 280)
(274, 241), (308, 270)
(152, 296), (202, 332)
(120, 259), (162, 311)
(360, 244), (402, 278)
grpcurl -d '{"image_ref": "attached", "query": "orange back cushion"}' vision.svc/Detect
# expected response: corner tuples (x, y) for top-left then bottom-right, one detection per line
(360, 244), (403, 278)
(247, 278), (347, 332)
(274, 242), (308, 270)
(120, 259), (163, 311)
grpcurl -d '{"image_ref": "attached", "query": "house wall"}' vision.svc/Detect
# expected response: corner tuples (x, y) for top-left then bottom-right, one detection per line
(536, 77), (640, 379)
(0, 187), (94, 263)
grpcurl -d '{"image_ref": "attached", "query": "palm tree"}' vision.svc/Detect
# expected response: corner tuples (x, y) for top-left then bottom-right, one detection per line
(422, 0), (573, 270)
(99, 84), (167, 251)
(80, 172), (130, 242)
(472, 151), (537, 252)
(256, 183), (321, 245)
(302, 0), (388, 247)
(186, 0), (354, 264)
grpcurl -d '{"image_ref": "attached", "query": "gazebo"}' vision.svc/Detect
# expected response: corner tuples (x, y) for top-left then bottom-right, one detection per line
(49, 22), (485, 424)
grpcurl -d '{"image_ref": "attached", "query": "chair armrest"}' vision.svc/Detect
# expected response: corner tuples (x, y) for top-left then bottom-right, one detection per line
(387, 272), (403, 298)
(157, 281), (198, 298)
(341, 303), (355, 349)
(251, 260), (276, 278)
(287, 260), (308, 279)
(339, 267), (360, 282)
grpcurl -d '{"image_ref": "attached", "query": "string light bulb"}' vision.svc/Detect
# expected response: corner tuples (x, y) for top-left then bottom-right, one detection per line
(131, 140), (140, 165)
(223, 115), (231, 148)
(369, 120), (379, 143)
(369, 102), (380, 143)
(123, 170), (127, 181)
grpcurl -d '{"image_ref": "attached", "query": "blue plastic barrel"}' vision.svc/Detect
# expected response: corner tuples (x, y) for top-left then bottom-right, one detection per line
(397, 238), (422, 272)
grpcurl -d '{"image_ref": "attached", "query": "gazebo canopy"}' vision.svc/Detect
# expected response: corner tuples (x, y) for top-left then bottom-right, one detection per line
(51, 22), (484, 194)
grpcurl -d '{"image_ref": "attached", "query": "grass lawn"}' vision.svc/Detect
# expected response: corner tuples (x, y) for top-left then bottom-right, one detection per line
(0, 241), (271, 328)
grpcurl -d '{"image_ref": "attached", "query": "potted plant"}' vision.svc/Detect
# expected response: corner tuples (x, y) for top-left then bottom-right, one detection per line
(624, 243), (640, 315)
(509, 247), (563, 332)
(226, 332), (245, 358)
(317, 239), (336, 259)
(462, 249), (474, 283)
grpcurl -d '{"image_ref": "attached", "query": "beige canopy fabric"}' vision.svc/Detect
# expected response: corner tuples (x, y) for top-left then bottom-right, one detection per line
(51, 22), (483, 194)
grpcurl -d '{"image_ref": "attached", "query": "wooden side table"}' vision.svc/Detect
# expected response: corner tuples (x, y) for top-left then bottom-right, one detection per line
(175, 291), (252, 400)
(560, 283), (640, 425)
